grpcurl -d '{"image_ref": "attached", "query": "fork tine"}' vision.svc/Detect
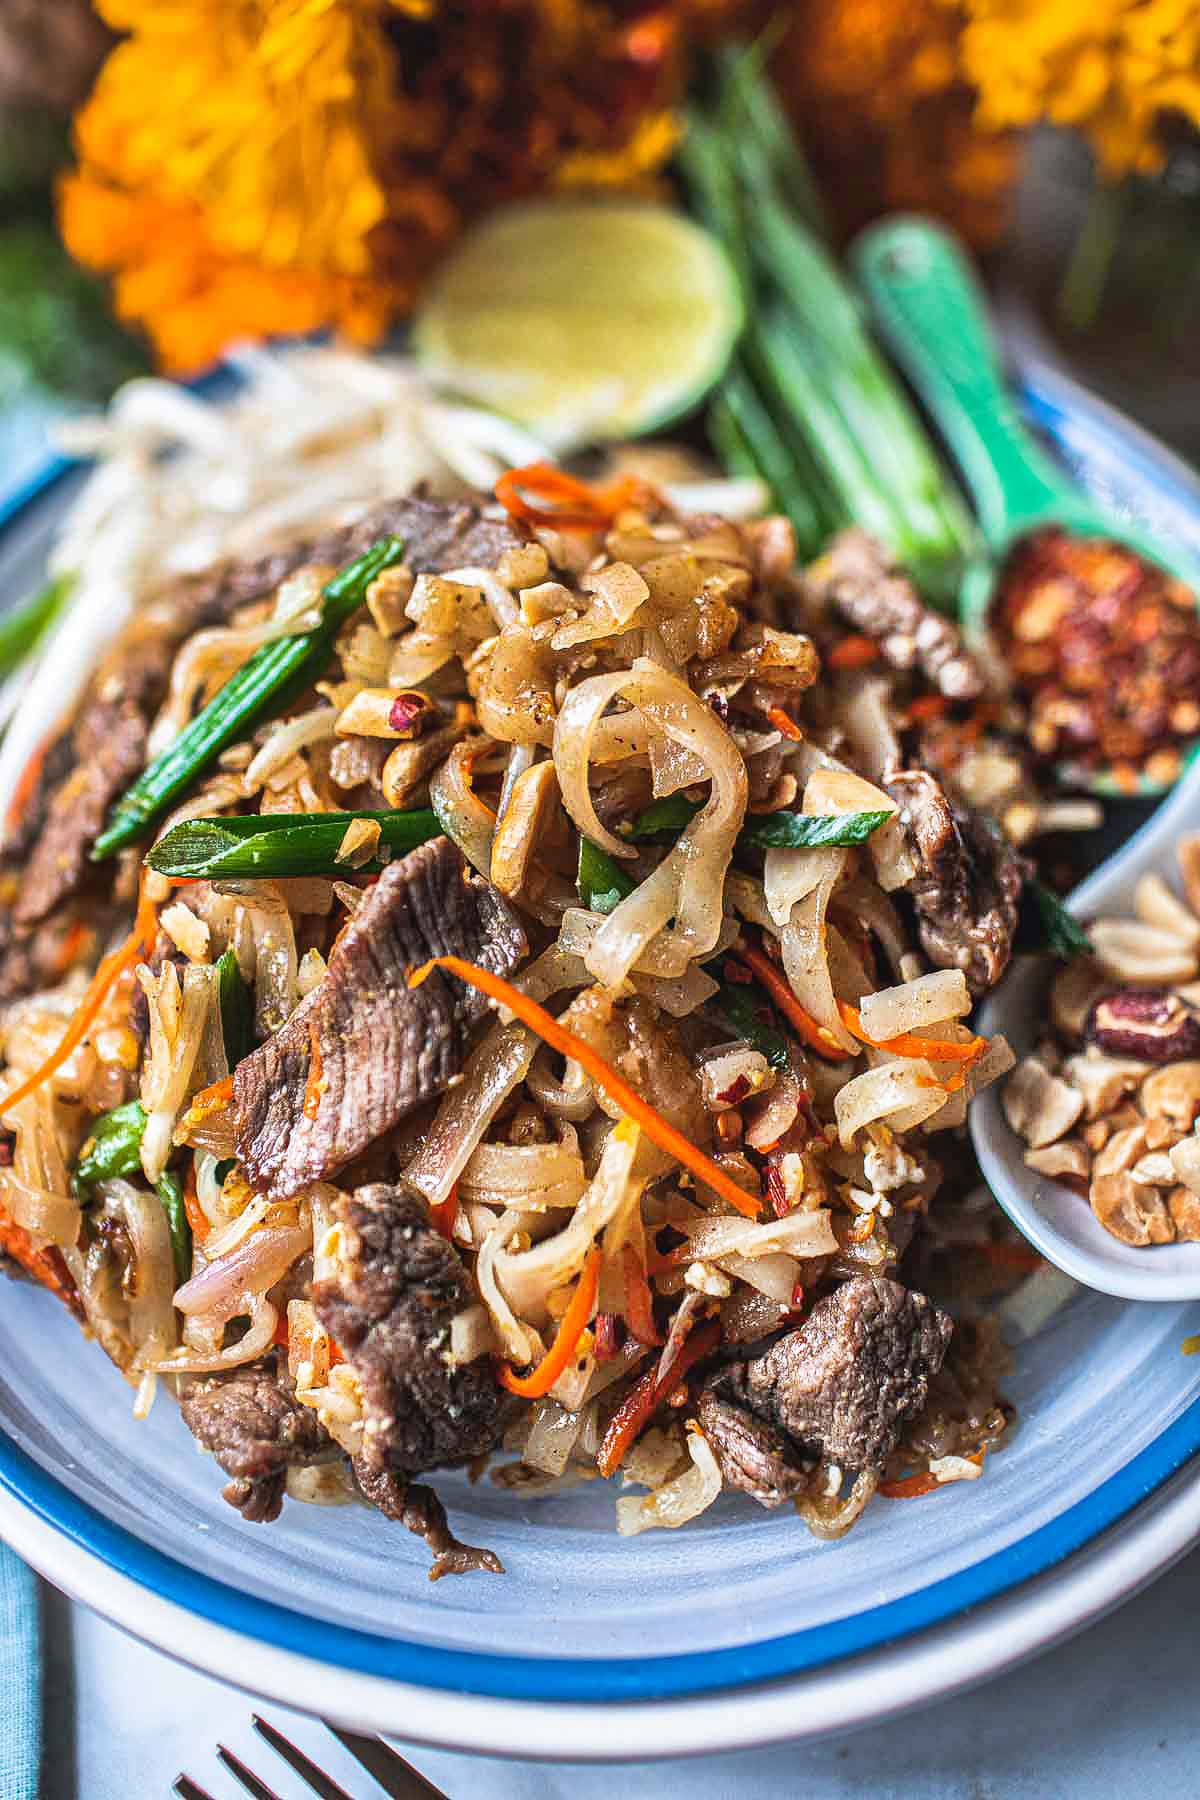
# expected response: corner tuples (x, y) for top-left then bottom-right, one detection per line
(251, 1715), (355, 1800)
(325, 1724), (451, 1800)
(174, 1779), (219, 1800)
(216, 1744), (285, 1800)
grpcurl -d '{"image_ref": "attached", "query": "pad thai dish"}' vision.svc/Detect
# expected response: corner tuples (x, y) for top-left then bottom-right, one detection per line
(0, 393), (1038, 1574)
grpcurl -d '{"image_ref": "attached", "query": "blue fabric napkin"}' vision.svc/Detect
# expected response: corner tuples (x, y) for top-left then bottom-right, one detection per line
(0, 1542), (40, 1800)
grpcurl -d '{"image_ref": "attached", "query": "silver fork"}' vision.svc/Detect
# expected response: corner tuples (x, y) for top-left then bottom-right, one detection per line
(174, 1714), (450, 1800)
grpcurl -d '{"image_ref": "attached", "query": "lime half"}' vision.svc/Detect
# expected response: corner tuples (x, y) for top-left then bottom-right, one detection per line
(413, 200), (743, 447)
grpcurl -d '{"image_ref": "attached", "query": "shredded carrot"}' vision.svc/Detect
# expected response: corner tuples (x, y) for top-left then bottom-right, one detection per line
(499, 1248), (601, 1398)
(880, 1450), (985, 1499)
(596, 1318), (720, 1478)
(0, 1211), (80, 1312)
(906, 694), (949, 723)
(182, 1160), (210, 1244)
(622, 1245), (662, 1346)
(733, 938), (846, 1062)
(766, 704), (804, 742)
(837, 1002), (987, 1068)
(302, 1022), (324, 1122)
(188, 1073), (235, 1116)
(54, 920), (92, 978)
(5, 735), (49, 837)
(827, 634), (880, 671)
(494, 461), (649, 533)
(0, 879), (159, 1118)
(408, 956), (763, 1219)
(429, 1181), (459, 1243)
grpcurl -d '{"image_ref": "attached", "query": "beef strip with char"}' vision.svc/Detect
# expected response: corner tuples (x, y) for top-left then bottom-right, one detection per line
(0, 495), (522, 992)
(803, 529), (983, 700)
(695, 1388), (808, 1508)
(352, 1460), (502, 1580)
(313, 1178), (501, 1479)
(710, 1276), (953, 1477)
(234, 837), (526, 1198)
(179, 1354), (333, 1523)
(886, 767), (1031, 996)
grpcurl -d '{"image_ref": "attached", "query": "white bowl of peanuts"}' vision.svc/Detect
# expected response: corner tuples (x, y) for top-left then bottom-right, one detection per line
(975, 752), (1200, 1300)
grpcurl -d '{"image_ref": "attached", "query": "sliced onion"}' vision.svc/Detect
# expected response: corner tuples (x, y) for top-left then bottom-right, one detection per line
(172, 1221), (311, 1321)
(105, 1178), (178, 1371)
(0, 1172), (81, 1248)
(713, 1249), (800, 1304)
(156, 1295), (279, 1375)
(523, 1397), (586, 1476)
(616, 1428), (723, 1536)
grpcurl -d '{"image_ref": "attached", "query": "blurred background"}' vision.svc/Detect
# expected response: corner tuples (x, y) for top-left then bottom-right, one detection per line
(2, 0), (1198, 472)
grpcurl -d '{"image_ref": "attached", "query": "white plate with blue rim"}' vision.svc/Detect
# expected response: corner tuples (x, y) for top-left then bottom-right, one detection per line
(0, 359), (1198, 1760)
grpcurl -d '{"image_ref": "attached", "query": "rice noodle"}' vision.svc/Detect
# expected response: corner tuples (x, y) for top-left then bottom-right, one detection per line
(835, 1061), (947, 1148)
(680, 1209), (837, 1262)
(460, 1130), (587, 1214)
(555, 661), (747, 985)
(429, 739), (497, 879)
(858, 969), (970, 1042)
(406, 1020), (535, 1207)
(780, 853), (858, 1054)
(489, 1120), (643, 1327)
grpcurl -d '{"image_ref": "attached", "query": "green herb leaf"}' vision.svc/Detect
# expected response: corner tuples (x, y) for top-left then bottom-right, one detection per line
(1032, 880), (1093, 960)
(737, 808), (893, 849)
(216, 947), (254, 1068)
(712, 977), (792, 1070)
(146, 808), (441, 880)
(628, 795), (892, 851)
(626, 795), (703, 838)
(72, 1101), (148, 1199)
(94, 535), (406, 859)
(154, 1169), (192, 1286)
(578, 838), (637, 916)
(0, 573), (73, 682)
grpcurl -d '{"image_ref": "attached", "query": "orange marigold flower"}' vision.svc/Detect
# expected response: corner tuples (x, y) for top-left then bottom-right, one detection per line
(60, 0), (742, 372)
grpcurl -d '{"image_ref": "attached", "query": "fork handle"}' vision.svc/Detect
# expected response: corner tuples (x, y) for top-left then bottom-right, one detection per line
(852, 217), (1072, 549)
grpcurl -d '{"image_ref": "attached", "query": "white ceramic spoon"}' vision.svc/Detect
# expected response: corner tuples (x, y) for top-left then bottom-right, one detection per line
(973, 753), (1200, 1301)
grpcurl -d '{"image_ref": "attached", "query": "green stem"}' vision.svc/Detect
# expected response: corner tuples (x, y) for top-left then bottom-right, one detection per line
(1058, 178), (1128, 335)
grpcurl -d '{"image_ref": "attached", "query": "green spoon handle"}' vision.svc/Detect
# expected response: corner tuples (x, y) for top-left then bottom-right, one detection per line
(852, 217), (1071, 550)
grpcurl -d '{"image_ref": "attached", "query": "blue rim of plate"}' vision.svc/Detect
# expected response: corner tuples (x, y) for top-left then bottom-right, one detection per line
(0, 362), (1198, 1704)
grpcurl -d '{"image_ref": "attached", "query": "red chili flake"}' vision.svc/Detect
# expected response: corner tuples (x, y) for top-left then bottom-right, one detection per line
(997, 527), (1200, 775)
(0, 1131), (13, 1168)
(716, 1073), (752, 1106)
(388, 691), (431, 736)
(765, 1163), (789, 1219)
